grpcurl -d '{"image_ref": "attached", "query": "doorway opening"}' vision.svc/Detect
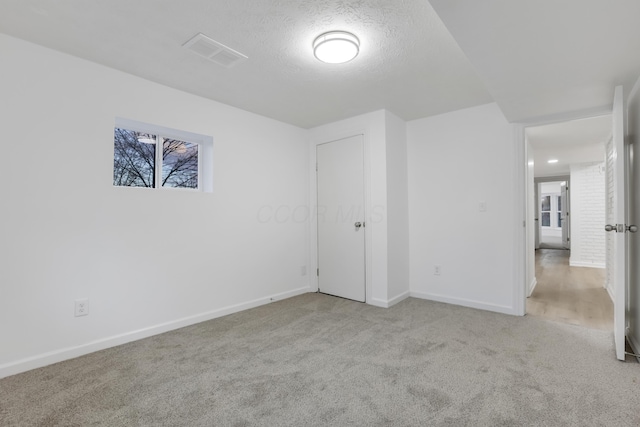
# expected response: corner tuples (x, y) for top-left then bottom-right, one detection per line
(536, 178), (570, 250)
(525, 115), (612, 330)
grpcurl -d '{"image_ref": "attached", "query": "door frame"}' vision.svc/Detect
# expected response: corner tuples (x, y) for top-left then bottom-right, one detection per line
(515, 107), (613, 316)
(309, 130), (373, 304)
(316, 135), (367, 302)
(561, 181), (570, 249)
(535, 176), (571, 249)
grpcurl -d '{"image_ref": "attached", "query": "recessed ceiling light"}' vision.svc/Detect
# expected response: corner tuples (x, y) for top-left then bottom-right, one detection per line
(313, 31), (360, 64)
(547, 159), (559, 164)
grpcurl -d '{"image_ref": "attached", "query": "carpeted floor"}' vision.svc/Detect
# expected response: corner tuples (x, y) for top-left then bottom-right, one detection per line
(1, 293), (639, 426)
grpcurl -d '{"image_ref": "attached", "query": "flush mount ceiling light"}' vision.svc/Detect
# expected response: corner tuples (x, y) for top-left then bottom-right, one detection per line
(548, 159), (559, 164)
(313, 31), (360, 64)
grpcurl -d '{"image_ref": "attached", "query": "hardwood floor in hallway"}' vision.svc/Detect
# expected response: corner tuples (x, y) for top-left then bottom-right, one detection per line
(526, 249), (613, 330)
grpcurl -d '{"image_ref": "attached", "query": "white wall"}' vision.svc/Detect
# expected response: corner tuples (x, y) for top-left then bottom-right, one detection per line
(569, 162), (606, 268)
(308, 109), (410, 308)
(385, 111), (410, 303)
(627, 75), (640, 355)
(407, 103), (520, 314)
(540, 182), (562, 194)
(0, 34), (309, 378)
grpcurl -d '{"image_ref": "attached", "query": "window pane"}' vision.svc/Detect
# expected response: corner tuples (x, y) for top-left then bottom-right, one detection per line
(542, 212), (550, 227)
(541, 196), (551, 212)
(113, 128), (156, 187)
(558, 212), (562, 227)
(557, 195), (562, 212)
(162, 139), (198, 189)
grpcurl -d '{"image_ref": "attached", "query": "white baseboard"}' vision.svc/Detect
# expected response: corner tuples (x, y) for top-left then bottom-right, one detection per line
(388, 291), (410, 307)
(0, 287), (311, 379)
(569, 259), (606, 269)
(369, 298), (388, 308)
(369, 291), (410, 309)
(410, 291), (516, 315)
(528, 277), (538, 297)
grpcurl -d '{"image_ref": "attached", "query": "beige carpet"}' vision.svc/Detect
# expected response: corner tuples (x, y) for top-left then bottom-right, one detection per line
(1, 293), (639, 426)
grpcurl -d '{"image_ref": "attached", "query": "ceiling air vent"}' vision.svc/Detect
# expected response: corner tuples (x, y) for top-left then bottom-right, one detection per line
(182, 33), (248, 68)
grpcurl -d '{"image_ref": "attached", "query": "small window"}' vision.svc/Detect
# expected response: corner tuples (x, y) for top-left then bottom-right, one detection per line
(541, 193), (563, 228)
(541, 195), (551, 227)
(113, 118), (212, 192)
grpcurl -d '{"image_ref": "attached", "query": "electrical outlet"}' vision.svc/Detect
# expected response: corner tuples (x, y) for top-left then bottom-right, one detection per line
(434, 265), (441, 276)
(75, 298), (89, 317)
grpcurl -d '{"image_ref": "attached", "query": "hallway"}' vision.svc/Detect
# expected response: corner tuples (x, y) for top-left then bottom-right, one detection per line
(527, 249), (613, 330)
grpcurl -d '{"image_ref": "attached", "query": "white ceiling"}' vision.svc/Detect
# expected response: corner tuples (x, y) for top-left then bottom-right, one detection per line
(526, 115), (611, 177)
(0, 0), (492, 129)
(1, 1), (639, 129)
(429, 0), (640, 123)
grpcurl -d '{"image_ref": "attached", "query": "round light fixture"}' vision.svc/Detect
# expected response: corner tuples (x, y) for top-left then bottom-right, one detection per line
(547, 159), (559, 164)
(313, 31), (360, 64)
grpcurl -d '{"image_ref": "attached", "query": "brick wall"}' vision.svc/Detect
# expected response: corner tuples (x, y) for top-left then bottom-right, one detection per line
(570, 161), (606, 268)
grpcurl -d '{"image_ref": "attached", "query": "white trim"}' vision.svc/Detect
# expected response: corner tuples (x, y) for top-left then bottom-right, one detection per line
(517, 110), (613, 319)
(410, 291), (517, 316)
(569, 260), (606, 269)
(535, 175), (572, 183)
(369, 298), (390, 308)
(369, 291), (410, 308)
(514, 124), (527, 316)
(0, 287), (310, 379)
(388, 291), (410, 307)
(115, 117), (211, 145)
(528, 277), (538, 297)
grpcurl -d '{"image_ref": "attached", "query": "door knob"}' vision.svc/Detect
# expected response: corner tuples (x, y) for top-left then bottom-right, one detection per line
(605, 224), (629, 232)
(354, 222), (362, 229)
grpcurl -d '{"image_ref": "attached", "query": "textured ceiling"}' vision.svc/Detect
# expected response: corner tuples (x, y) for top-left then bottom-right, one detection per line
(526, 115), (610, 177)
(430, 0), (640, 123)
(0, 0), (493, 128)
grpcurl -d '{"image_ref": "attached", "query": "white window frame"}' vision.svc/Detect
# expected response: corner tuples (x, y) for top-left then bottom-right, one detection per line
(114, 117), (213, 192)
(540, 192), (561, 229)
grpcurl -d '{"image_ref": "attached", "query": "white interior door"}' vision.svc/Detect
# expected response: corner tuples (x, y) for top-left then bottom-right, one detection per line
(317, 135), (366, 302)
(534, 183), (540, 249)
(610, 85), (628, 361)
(561, 182), (570, 249)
